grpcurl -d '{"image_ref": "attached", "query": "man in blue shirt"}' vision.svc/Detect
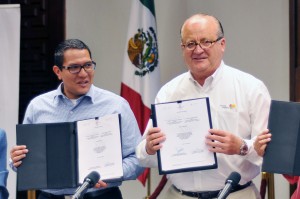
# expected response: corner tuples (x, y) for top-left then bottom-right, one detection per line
(10, 39), (143, 199)
(0, 129), (9, 199)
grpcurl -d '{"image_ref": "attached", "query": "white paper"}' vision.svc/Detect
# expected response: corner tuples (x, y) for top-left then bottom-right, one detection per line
(76, 114), (123, 182)
(154, 98), (216, 173)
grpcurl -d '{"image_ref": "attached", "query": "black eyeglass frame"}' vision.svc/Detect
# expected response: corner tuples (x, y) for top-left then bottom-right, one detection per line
(59, 61), (96, 74)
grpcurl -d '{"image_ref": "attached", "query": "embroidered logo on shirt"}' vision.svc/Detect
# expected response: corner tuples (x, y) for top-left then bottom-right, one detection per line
(220, 104), (237, 110)
(229, 104), (236, 109)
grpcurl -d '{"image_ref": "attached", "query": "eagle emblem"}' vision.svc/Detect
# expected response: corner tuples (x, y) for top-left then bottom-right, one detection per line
(127, 27), (159, 76)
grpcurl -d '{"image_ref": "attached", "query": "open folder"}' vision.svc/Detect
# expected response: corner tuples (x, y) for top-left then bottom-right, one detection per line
(262, 100), (300, 175)
(16, 114), (123, 191)
(151, 97), (217, 175)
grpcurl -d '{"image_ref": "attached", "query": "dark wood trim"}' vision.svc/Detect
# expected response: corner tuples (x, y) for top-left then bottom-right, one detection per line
(290, 0), (296, 101)
(289, 0), (298, 197)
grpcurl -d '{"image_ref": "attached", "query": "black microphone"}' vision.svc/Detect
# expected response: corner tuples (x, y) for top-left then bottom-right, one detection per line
(72, 171), (100, 199)
(217, 172), (241, 199)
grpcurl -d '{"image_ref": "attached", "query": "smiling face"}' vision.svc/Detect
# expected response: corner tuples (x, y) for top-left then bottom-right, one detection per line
(53, 48), (94, 99)
(181, 15), (225, 85)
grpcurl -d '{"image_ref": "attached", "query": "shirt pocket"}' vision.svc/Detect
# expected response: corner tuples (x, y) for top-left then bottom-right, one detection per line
(215, 110), (239, 135)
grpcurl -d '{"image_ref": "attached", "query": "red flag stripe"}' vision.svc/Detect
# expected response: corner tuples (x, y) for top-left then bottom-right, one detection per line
(121, 83), (151, 186)
(121, 82), (151, 134)
(137, 168), (150, 187)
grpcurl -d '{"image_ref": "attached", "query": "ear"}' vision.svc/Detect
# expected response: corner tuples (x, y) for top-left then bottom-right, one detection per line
(181, 43), (186, 56)
(180, 40), (185, 49)
(53, 65), (62, 80)
(220, 38), (226, 52)
(181, 43), (185, 50)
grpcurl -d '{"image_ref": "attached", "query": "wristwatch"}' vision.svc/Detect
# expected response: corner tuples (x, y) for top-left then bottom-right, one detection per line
(239, 139), (248, 156)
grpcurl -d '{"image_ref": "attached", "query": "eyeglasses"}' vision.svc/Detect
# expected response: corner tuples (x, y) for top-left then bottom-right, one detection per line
(59, 61), (96, 74)
(182, 37), (223, 51)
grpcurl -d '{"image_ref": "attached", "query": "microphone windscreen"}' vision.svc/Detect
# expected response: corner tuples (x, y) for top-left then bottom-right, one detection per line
(85, 171), (100, 187)
(226, 172), (241, 186)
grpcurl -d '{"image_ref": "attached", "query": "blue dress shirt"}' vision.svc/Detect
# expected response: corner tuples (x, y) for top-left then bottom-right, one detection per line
(0, 129), (9, 199)
(22, 83), (144, 195)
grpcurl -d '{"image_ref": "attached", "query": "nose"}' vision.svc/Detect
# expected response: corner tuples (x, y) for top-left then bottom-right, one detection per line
(77, 67), (88, 76)
(193, 44), (204, 52)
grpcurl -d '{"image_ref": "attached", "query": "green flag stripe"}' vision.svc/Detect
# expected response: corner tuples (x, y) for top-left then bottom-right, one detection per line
(140, 0), (156, 17)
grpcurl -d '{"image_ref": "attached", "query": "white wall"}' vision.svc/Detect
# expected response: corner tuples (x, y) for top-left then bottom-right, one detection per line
(66, 0), (290, 198)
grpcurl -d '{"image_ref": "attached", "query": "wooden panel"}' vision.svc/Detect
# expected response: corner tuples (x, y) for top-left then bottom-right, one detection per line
(291, 0), (300, 102)
(290, 0), (299, 197)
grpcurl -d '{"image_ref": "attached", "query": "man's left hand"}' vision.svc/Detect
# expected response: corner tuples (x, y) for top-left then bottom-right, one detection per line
(206, 129), (243, 155)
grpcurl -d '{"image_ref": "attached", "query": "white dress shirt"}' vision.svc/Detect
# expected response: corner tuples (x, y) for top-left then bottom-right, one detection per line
(136, 61), (271, 192)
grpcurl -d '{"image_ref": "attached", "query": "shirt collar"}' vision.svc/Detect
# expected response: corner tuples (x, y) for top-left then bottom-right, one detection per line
(211, 61), (224, 87)
(53, 83), (94, 103)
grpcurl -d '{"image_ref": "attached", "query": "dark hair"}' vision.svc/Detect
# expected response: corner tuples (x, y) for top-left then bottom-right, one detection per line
(216, 18), (224, 38)
(54, 39), (92, 67)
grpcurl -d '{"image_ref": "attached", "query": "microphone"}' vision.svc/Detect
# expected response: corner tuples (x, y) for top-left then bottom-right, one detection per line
(72, 171), (100, 199)
(217, 172), (241, 199)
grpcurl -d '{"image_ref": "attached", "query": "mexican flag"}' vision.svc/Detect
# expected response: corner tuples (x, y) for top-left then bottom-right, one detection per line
(121, 0), (160, 186)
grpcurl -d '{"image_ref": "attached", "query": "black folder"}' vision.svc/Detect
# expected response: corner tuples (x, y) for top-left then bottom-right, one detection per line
(16, 122), (77, 191)
(16, 114), (123, 191)
(262, 100), (300, 175)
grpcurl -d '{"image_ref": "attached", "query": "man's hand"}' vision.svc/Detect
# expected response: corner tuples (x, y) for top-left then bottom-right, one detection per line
(94, 180), (107, 188)
(254, 129), (271, 157)
(206, 129), (243, 155)
(145, 127), (166, 155)
(10, 145), (28, 168)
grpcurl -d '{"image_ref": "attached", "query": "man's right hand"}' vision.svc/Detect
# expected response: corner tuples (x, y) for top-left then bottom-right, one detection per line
(10, 145), (28, 168)
(145, 127), (166, 155)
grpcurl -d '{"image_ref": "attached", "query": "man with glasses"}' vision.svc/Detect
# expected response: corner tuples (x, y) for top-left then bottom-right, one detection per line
(10, 39), (143, 199)
(136, 13), (270, 199)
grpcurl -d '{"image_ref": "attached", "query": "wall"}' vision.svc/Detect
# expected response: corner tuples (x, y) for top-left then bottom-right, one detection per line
(66, 0), (290, 198)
